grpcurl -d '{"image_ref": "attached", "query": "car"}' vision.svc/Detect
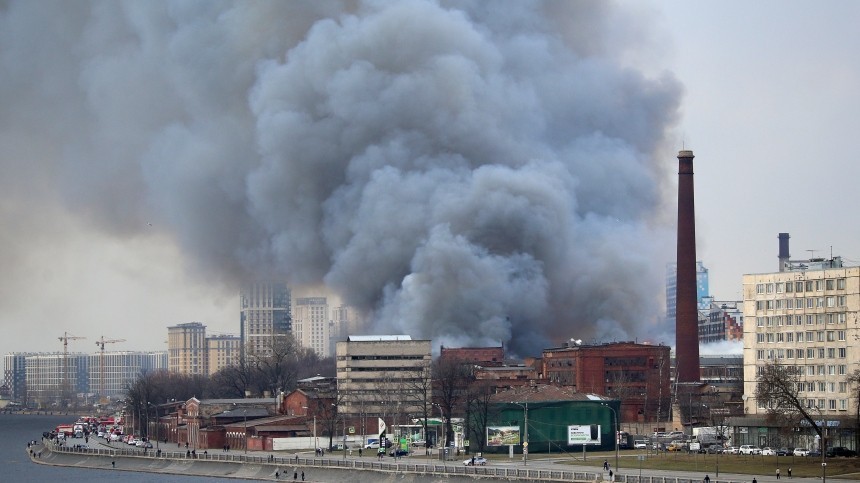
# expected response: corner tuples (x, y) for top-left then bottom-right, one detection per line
(633, 440), (648, 449)
(667, 442), (686, 452)
(464, 456), (487, 466)
(793, 448), (810, 457)
(411, 439), (427, 448)
(706, 445), (724, 454)
(776, 447), (791, 456)
(739, 445), (761, 455)
(826, 447), (858, 457)
(724, 446), (739, 454)
(808, 450), (822, 458)
(364, 441), (380, 449)
(389, 448), (409, 457)
(761, 447), (776, 456)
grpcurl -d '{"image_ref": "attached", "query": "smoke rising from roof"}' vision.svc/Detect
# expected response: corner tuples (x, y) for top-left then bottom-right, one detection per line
(0, 1), (681, 356)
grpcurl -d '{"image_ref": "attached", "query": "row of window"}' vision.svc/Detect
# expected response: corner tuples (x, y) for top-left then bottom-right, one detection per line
(756, 278), (846, 294)
(760, 398), (848, 411)
(755, 330), (847, 343)
(794, 381), (850, 393)
(754, 360), (848, 376)
(754, 296), (846, 310)
(756, 348), (848, 361)
(756, 314), (846, 326)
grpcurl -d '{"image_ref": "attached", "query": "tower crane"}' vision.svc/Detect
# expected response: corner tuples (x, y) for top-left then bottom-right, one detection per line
(58, 332), (86, 407)
(95, 336), (126, 403)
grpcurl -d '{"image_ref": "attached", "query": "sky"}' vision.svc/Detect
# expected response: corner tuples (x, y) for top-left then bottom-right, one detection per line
(2, 1), (859, 360)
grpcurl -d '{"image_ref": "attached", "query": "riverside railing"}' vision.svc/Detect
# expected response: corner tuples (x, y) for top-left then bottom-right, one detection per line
(47, 445), (744, 483)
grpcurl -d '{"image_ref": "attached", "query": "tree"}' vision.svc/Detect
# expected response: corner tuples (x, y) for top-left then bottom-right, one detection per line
(755, 361), (823, 443)
(247, 334), (320, 396)
(432, 357), (475, 447)
(464, 378), (496, 453)
(846, 369), (860, 453)
(124, 369), (210, 438)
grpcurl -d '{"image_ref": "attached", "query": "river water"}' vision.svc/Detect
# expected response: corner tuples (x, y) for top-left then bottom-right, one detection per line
(0, 413), (233, 482)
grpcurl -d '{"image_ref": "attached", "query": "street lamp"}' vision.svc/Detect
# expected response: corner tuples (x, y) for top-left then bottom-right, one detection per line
(332, 403), (346, 459)
(432, 403), (444, 449)
(600, 402), (619, 473)
(243, 409), (247, 454)
(510, 401), (529, 466)
(147, 402), (160, 450)
(302, 406), (317, 452)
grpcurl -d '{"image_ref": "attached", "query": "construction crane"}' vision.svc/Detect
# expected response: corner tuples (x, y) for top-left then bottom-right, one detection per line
(58, 332), (86, 407)
(95, 336), (126, 404)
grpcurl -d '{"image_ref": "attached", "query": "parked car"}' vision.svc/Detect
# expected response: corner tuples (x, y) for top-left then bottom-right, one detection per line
(667, 442), (686, 452)
(761, 447), (776, 456)
(724, 446), (739, 454)
(808, 450), (822, 458)
(793, 448), (810, 457)
(463, 456), (487, 466)
(633, 440), (648, 449)
(706, 445), (724, 454)
(826, 447), (858, 457)
(411, 440), (427, 448)
(776, 447), (792, 456)
(739, 445), (762, 455)
(364, 440), (380, 449)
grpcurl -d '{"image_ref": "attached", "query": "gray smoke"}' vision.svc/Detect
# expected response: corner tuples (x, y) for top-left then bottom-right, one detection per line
(0, 0), (681, 356)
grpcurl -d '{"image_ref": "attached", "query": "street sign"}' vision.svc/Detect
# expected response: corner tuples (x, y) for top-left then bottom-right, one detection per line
(348, 426), (355, 434)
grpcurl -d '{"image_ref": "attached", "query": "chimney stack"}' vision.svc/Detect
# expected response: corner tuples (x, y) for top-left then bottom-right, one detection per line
(778, 233), (790, 272)
(675, 150), (700, 383)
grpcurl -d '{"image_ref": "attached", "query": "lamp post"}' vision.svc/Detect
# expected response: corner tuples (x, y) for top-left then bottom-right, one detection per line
(302, 406), (317, 452)
(148, 402), (159, 450)
(601, 402), (619, 473)
(432, 403), (444, 449)
(510, 401), (529, 466)
(243, 409), (247, 454)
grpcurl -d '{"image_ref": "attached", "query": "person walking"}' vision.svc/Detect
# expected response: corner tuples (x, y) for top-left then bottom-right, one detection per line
(788, 467), (792, 478)
(776, 468), (781, 479)
(705, 475), (710, 483)
(301, 470), (305, 481)
(753, 477), (758, 483)
(604, 459), (609, 471)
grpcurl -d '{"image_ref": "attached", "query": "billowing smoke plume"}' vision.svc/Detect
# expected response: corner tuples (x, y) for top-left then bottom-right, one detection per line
(0, 1), (681, 355)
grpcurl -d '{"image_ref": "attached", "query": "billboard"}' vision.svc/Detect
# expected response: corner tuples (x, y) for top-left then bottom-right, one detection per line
(568, 424), (601, 445)
(487, 426), (521, 447)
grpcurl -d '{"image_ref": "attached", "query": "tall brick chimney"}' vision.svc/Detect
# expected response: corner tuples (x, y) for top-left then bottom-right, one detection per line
(675, 150), (700, 383)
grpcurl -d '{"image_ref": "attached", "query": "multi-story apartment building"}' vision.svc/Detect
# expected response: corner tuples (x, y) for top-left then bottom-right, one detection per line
(667, 261), (711, 324)
(206, 335), (241, 375)
(25, 353), (89, 406)
(167, 322), (207, 375)
(293, 297), (331, 357)
(542, 341), (672, 422)
(88, 351), (167, 399)
(335, 335), (431, 418)
(3, 352), (34, 403)
(240, 282), (292, 358)
(700, 300), (744, 343)
(743, 260), (859, 416)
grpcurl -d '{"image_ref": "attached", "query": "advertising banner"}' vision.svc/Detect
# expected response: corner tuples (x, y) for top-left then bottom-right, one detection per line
(568, 424), (601, 445)
(486, 426), (521, 447)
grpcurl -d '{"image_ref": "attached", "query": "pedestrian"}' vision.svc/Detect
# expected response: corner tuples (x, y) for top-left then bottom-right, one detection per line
(293, 470), (297, 480)
(359, 447), (362, 457)
(705, 475), (710, 483)
(788, 467), (792, 478)
(604, 459), (609, 471)
(609, 470), (613, 480)
(301, 470), (305, 481)
(112, 461), (115, 468)
(275, 471), (279, 479)
(753, 478), (757, 483)
(777, 468), (780, 479)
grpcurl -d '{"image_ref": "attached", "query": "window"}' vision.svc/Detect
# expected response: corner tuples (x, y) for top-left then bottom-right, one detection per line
(756, 301), (764, 311)
(838, 313), (846, 324)
(826, 331), (835, 341)
(767, 283), (774, 294)
(806, 331), (814, 341)
(818, 365), (825, 375)
(819, 381), (827, 391)
(827, 348), (835, 358)
(786, 299), (794, 309)
(840, 400), (847, 410)
(796, 281), (804, 292)
(806, 281), (814, 292)
(757, 333), (765, 343)
(829, 399), (836, 410)
(814, 280), (823, 291)
(786, 282), (793, 293)
(797, 332), (804, 342)
(787, 332), (794, 342)
(818, 348), (825, 359)
(807, 348), (815, 358)
(776, 299), (784, 310)
(777, 332), (785, 342)
(838, 330), (845, 341)
(777, 349), (785, 359)
(827, 365), (835, 376)
(756, 284), (765, 294)
(837, 296), (846, 307)
(807, 298), (815, 308)
(806, 315), (814, 325)
(787, 348), (794, 358)
(817, 331), (825, 342)
(767, 300), (774, 310)
(817, 314), (825, 325)
(826, 279), (834, 290)
(837, 278), (845, 290)
(839, 365), (846, 375)
(757, 350), (764, 360)
(767, 333), (775, 343)
(826, 297), (835, 307)
(816, 298), (824, 308)
(839, 348), (846, 358)
(757, 317), (764, 327)
(766, 316), (773, 327)
(807, 382), (815, 392)
(839, 382), (847, 392)
(795, 315), (803, 325)
(777, 282), (784, 293)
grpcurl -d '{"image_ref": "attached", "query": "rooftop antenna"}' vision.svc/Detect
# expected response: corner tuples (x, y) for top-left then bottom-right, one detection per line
(806, 249), (817, 259)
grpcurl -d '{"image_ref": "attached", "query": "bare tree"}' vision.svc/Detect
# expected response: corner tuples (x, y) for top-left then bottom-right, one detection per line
(432, 357), (474, 448)
(755, 361), (823, 442)
(248, 335), (319, 396)
(846, 369), (860, 452)
(464, 378), (496, 453)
